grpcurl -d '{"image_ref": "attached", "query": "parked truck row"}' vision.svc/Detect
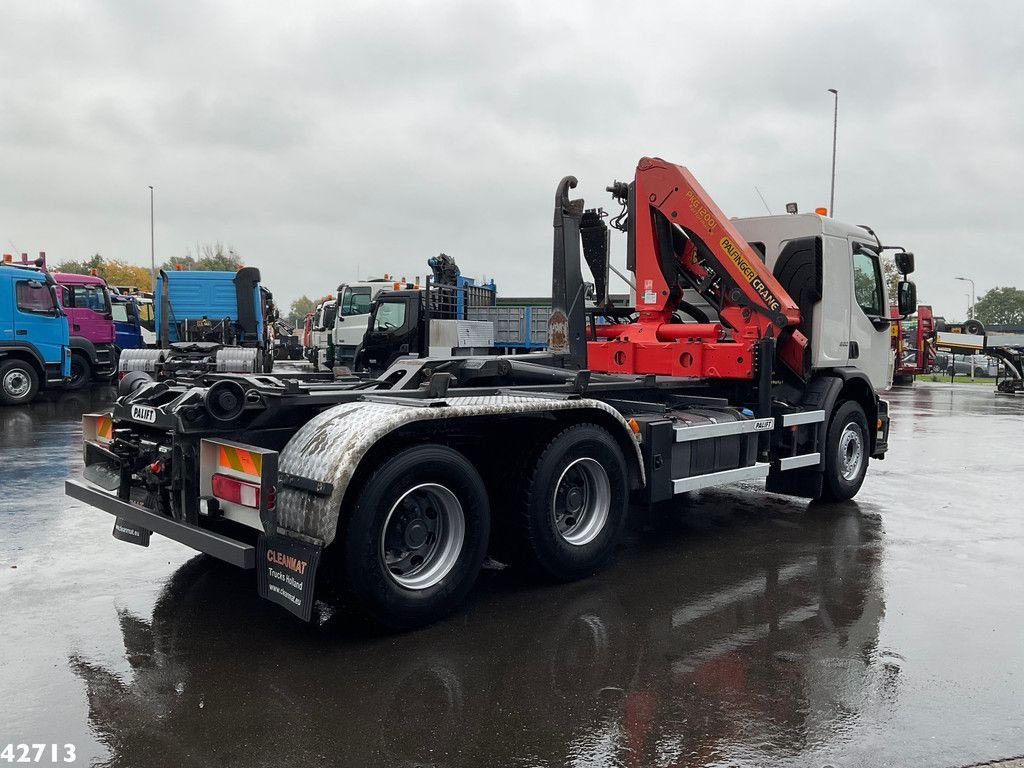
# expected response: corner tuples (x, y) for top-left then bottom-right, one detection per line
(68, 156), (916, 629)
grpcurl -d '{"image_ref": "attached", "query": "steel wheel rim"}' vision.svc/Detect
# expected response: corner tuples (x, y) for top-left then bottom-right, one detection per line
(552, 457), (610, 546)
(3, 369), (30, 398)
(380, 483), (465, 590)
(838, 423), (864, 482)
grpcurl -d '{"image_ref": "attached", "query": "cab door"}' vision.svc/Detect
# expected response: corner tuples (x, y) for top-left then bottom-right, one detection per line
(360, 296), (418, 373)
(848, 241), (892, 391)
(14, 277), (68, 370)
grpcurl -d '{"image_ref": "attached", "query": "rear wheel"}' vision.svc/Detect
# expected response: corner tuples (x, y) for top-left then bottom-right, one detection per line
(340, 444), (490, 628)
(0, 359), (39, 405)
(821, 401), (869, 501)
(67, 354), (91, 391)
(516, 424), (629, 581)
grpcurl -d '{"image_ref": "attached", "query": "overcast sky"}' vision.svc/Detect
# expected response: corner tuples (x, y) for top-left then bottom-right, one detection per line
(1, 0), (1021, 318)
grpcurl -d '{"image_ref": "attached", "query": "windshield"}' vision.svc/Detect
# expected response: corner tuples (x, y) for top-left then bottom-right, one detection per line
(339, 287), (372, 317)
(373, 301), (407, 330)
(68, 284), (112, 314)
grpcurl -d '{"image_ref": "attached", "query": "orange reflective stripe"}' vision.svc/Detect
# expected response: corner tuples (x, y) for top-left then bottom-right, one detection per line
(97, 416), (112, 440)
(217, 444), (262, 476)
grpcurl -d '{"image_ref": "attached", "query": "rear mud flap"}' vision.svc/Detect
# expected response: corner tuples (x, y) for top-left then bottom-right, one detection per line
(112, 518), (152, 546)
(257, 533), (322, 621)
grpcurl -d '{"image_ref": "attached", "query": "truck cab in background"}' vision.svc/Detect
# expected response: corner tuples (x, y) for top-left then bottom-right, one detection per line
(52, 272), (118, 389)
(331, 279), (396, 371)
(357, 280), (497, 375)
(110, 294), (146, 352)
(304, 296), (337, 370)
(0, 262), (70, 404)
(118, 267), (276, 380)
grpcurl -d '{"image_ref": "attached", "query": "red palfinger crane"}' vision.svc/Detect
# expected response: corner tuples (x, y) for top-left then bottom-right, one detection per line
(584, 157), (808, 380)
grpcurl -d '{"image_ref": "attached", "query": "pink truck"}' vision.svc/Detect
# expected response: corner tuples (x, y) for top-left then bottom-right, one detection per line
(52, 272), (118, 388)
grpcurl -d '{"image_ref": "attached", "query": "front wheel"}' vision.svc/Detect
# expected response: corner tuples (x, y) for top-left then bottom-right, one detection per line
(66, 354), (91, 391)
(340, 444), (490, 629)
(0, 360), (40, 405)
(516, 424), (629, 581)
(821, 401), (869, 501)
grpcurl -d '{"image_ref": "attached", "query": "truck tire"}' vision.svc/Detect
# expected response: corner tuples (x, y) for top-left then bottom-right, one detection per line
(517, 424), (629, 582)
(67, 354), (91, 391)
(340, 444), (490, 629)
(0, 359), (40, 405)
(821, 401), (869, 501)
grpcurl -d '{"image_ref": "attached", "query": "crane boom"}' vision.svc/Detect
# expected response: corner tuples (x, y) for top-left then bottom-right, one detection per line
(587, 157), (809, 380)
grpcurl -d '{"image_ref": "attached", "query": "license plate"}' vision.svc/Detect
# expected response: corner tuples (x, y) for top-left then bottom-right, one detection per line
(256, 533), (322, 621)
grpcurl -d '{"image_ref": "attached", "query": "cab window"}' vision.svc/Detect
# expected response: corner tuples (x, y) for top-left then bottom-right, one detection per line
(852, 247), (884, 316)
(69, 284), (110, 312)
(373, 302), (407, 330)
(16, 280), (58, 314)
(339, 287), (372, 316)
(137, 302), (154, 331)
(111, 302), (129, 323)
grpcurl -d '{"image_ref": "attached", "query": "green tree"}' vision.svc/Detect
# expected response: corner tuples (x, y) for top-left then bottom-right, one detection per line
(287, 295), (315, 327)
(160, 242), (243, 273)
(974, 286), (1024, 326)
(53, 253), (152, 290)
(882, 257), (900, 305)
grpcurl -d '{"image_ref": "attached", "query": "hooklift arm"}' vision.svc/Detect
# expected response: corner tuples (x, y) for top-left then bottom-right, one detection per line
(585, 157), (809, 380)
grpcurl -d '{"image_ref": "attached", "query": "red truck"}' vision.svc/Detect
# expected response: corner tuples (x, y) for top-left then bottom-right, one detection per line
(890, 304), (936, 384)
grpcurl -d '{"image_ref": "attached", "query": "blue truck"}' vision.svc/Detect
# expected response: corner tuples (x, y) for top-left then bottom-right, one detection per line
(110, 294), (146, 352)
(0, 260), (70, 404)
(118, 267), (277, 380)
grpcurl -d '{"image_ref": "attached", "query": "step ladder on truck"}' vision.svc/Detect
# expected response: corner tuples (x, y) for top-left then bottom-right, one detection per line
(66, 156), (916, 628)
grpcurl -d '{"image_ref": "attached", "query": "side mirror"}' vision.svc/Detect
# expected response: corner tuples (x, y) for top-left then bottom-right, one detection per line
(894, 251), (915, 275)
(897, 280), (917, 317)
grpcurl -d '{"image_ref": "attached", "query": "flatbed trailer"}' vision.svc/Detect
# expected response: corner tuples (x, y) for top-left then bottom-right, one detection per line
(934, 328), (1024, 393)
(67, 157), (915, 627)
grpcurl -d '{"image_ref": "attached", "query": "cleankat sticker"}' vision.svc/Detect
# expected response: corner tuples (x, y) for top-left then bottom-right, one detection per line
(257, 534), (322, 621)
(719, 236), (782, 313)
(130, 404), (156, 423)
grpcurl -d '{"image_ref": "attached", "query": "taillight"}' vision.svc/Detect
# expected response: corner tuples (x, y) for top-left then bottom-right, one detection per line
(211, 473), (261, 508)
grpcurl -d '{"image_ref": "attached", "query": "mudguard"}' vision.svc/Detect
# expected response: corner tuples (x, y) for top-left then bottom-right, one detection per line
(275, 395), (644, 545)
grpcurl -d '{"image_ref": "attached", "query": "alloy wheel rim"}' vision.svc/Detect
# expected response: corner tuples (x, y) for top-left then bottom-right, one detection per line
(3, 369), (30, 398)
(552, 457), (611, 546)
(380, 483), (465, 590)
(838, 423), (864, 482)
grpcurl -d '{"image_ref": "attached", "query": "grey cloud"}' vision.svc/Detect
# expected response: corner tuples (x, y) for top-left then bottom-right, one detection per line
(0, 0), (1021, 316)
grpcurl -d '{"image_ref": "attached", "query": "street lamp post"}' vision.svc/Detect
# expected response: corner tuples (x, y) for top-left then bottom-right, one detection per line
(955, 276), (976, 320)
(149, 186), (155, 293)
(828, 88), (838, 217)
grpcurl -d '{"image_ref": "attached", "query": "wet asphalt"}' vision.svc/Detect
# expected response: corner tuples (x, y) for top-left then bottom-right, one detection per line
(1, 383), (1023, 767)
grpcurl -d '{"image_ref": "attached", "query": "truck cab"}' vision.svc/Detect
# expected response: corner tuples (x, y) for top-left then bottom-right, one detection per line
(305, 297), (337, 370)
(110, 294), (145, 352)
(118, 267), (275, 380)
(0, 263), (70, 404)
(332, 279), (396, 370)
(357, 282), (496, 375)
(730, 214), (894, 392)
(53, 272), (118, 389)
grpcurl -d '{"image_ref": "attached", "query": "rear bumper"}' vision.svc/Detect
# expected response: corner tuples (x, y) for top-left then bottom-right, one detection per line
(65, 478), (255, 568)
